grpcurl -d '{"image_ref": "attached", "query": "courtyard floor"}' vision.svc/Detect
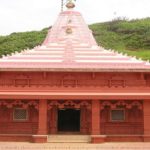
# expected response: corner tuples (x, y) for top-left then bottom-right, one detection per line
(0, 142), (150, 150)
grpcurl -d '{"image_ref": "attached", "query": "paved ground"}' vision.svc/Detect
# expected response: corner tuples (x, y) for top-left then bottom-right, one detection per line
(0, 143), (150, 150)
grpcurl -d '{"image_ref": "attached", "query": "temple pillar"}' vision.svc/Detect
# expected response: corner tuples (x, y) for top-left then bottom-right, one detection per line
(50, 106), (57, 134)
(80, 106), (87, 134)
(91, 100), (105, 143)
(33, 99), (47, 143)
(91, 100), (100, 135)
(143, 100), (150, 141)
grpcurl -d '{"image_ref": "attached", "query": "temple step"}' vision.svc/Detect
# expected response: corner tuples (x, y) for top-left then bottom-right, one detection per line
(47, 135), (91, 143)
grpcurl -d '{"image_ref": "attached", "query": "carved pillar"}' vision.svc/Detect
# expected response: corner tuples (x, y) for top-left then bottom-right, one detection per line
(91, 100), (100, 135)
(50, 106), (57, 134)
(37, 100), (47, 135)
(143, 101), (150, 140)
(87, 108), (92, 134)
(80, 106), (87, 134)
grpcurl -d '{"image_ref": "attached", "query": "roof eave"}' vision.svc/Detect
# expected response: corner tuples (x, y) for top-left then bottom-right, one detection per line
(0, 68), (150, 73)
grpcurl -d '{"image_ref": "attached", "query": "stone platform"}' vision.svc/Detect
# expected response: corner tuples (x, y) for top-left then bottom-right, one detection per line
(48, 135), (91, 143)
(0, 142), (150, 150)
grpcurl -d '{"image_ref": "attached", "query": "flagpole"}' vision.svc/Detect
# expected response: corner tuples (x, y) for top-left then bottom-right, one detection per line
(61, 0), (64, 12)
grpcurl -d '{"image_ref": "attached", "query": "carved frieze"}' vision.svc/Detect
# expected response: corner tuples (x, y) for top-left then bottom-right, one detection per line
(0, 100), (38, 109)
(14, 74), (31, 87)
(62, 74), (77, 87)
(109, 75), (125, 87)
(101, 100), (143, 110)
(0, 72), (148, 88)
(48, 100), (91, 110)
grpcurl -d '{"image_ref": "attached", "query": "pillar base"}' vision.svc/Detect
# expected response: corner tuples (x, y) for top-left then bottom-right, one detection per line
(32, 135), (47, 143)
(143, 135), (150, 142)
(91, 135), (106, 143)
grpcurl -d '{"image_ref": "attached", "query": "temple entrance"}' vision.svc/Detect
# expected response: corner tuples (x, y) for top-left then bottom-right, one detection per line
(58, 109), (80, 132)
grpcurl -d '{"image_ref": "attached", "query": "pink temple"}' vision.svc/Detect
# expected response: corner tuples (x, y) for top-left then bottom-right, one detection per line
(0, 1), (150, 144)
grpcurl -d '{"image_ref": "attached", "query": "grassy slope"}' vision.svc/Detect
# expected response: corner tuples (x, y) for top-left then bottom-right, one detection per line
(90, 18), (150, 60)
(0, 18), (150, 60)
(0, 28), (48, 56)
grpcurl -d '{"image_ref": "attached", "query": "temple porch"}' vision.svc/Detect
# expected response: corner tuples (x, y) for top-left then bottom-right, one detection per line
(0, 98), (150, 143)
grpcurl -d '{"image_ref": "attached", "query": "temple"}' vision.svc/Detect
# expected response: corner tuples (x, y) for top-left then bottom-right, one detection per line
(0, 1), (150, 143)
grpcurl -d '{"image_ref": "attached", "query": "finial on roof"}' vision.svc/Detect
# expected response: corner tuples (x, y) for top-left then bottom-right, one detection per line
(66, 0), (76, 9)
(66, 27), (73, 34)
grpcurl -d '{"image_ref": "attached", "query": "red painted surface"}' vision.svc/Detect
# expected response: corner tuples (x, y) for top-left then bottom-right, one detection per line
(32, 135), (47, 143)
(38, 100), (47, 135)
(143, 101), (150, 142)
(0, 106), (38, 134)
(91, 100), (100, 135)
(91, 136), (106, 143)
(101, 101), (143, 135)
(0, 135), (32, 142)
(0, 71), (149, 143)
(105, 135), (144, 142)
(0, 98), (149, 143)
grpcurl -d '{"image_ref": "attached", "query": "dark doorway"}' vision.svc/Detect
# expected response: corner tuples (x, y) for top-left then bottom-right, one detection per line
(58, 109), (80, 132)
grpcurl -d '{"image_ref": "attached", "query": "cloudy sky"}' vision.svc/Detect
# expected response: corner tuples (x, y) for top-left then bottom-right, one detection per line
(0, 0), (150, 35)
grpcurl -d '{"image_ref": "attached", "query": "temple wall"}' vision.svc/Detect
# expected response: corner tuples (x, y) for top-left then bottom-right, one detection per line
(143, 101), (150, 141)
(0, 72), (149, 89)
(101, 107), (143, 135)
(0, 106), (38, 134)
(0, 99), (148, 143)
(0, 99), (145, 136)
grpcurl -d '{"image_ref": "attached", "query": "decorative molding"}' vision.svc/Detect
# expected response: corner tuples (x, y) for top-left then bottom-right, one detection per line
(109, 75), (125, 87)
(101, 100), (143, 110)
(48, 100), (91, 110)
(0, 100), (38, 109)
(62, 74), (77, 87)
(0, 72), (148, 88)
(14, 74), (31, 87)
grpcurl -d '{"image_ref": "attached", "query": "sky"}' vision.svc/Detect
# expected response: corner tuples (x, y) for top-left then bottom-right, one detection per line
(0, 0), (150, 35)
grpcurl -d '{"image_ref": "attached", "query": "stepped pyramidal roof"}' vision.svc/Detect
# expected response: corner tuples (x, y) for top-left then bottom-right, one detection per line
(0, 1), (150, 72)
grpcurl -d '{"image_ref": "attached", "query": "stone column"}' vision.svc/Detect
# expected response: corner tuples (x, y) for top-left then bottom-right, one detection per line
(80, 106), (87, 134)
(33, 99), (47, 143)
(143, 100), (150, 141)
(50, 106), (57, 134)
(38, 99), (48, 135)
(91, 100), (100, 135)
(91, 100), (106, 143)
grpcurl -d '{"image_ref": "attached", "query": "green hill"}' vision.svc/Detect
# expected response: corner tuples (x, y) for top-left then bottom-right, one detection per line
(90, 18), (150, 60)
(0, 28), (48, 56)
(0, 18), (150, 60)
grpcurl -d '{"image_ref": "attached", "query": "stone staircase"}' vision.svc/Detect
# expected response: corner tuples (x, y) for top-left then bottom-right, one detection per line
(48, 135), (91, 143)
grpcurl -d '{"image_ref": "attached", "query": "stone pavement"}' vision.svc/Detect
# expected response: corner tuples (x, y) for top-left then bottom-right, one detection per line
(0, 143), (150, 150)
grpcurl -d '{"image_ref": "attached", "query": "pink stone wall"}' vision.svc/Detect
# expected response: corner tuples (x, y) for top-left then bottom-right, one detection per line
(0, 72), (149, 89)
(0, 106), (38, 134)
(101, 107), (143, 135)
